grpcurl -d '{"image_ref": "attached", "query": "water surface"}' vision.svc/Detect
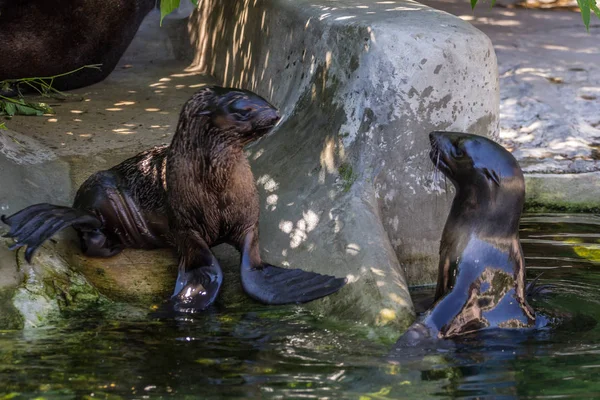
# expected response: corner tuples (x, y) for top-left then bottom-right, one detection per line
(2, 214), (600, 399)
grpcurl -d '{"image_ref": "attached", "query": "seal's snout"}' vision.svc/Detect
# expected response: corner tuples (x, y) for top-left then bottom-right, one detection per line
(428, 131), (444, 163)
(260, 108), (280, 128)
(429, 131), (451, 150)
(429, 131), (442, 146)
(270, 109), (281, 124)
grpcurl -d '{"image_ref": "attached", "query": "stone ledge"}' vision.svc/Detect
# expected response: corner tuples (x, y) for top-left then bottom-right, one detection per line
(525, 172), (600, 212)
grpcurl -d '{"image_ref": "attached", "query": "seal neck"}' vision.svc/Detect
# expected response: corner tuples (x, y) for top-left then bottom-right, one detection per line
(448, 176), (524, 239)
(167, 116), (246, 185)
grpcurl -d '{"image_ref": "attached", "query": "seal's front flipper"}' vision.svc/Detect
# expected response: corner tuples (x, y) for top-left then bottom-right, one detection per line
(171, 264), (223, 312)
(241, 263), (346, 305)
(171, 231), (223, 313)
(2, 203), (101, 262)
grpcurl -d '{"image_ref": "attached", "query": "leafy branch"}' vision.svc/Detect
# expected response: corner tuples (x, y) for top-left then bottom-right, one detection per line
(0, 95), (53, 117)
(0, 64), (101, 119)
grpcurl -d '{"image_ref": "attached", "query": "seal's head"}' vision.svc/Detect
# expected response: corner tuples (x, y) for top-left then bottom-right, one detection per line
(183, 85), (280, 145)
(429, 131), (525, 232)
(429, 131), (522, 189)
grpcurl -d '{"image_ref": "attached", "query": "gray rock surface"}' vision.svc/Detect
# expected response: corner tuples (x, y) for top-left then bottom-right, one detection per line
(0, 129), (72, 212)
(0, 3), (499, 330)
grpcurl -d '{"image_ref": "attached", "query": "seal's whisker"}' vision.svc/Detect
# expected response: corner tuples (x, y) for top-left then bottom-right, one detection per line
(444, 175), (449, 197)
(436, 150), (441, 186)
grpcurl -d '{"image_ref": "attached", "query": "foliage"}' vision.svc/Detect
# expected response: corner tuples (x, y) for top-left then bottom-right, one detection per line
(0, 97), (53, 117)
(160, 0), (198, 25)
(577, 0), (600, 31)
(0, 64), (101, 120)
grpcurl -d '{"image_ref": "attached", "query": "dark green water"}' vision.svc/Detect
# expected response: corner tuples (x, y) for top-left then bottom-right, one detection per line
(2, 214), (600, 399)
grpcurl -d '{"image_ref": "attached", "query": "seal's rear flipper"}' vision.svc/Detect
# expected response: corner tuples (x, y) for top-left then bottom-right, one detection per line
(2, 203), (101, 262)
(526, 272), (553, 298)
(241, 263), (346, 305)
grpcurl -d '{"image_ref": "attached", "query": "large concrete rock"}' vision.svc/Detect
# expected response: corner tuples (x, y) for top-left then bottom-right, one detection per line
(167, 0), (499, 328)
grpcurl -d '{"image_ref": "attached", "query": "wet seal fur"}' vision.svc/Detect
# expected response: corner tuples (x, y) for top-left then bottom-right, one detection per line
(397, 131), (537, 344)
(2, 86), (346, 312)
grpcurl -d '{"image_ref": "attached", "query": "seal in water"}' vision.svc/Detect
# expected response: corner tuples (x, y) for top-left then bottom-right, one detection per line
(1, 86), (346, 312)
(397, 131), (536, 343)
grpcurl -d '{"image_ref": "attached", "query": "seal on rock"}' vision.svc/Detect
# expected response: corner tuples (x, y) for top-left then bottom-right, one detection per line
(2, 86), (346, 312)
(397, 131), (536, 343)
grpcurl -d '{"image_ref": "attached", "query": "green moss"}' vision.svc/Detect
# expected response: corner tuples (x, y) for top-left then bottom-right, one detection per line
(524, 200), (600, 214)
(42, 264), (109, 314)
(0, 288), (24, 330)
(400, 253), (433, 264)
(338, 162), (357, 192)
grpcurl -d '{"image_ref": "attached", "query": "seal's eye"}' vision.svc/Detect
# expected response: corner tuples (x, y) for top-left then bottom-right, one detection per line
(239, 106), (255, 116)
(453, 147), (465, 159)
(232, 99), (256, 116)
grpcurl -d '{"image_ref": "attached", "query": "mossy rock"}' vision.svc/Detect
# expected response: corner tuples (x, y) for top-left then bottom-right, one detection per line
(71, 248), (178, 305)
(0, 235), (108, 328)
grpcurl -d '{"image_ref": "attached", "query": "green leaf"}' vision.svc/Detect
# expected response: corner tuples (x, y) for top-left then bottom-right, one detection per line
(26, 101), (54, 114)
(160, 0), (181, 26)
(3, 101), (16, 116)
(0, 122), (6, 130)
(471, 0), (478, 10)
(577, 0), (591, 31)
(14, 103), (43, 116)
(592, 0), (600, 19)
(190, 0), (198, 6)
(0, 99), (55, 116)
